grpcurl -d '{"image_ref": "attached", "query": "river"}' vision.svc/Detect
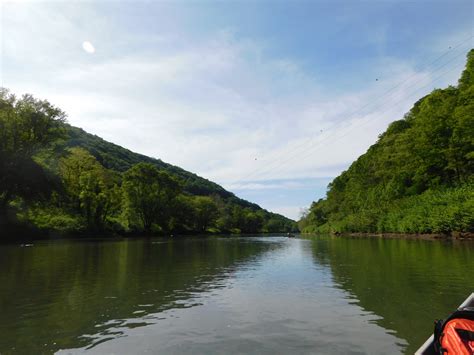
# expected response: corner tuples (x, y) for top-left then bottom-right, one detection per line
(0, 235), (472, 354)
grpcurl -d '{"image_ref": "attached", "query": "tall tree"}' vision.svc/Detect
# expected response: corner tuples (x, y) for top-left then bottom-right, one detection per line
(0, 89), (65, 217)
(191, 196), (218, 232)
(123, 163), (181, 233)
(59, 148), (120, 231)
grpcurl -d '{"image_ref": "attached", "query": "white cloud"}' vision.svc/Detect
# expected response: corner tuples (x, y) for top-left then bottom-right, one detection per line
(2, 1), (470, 219)
(226, 180), (311, 191)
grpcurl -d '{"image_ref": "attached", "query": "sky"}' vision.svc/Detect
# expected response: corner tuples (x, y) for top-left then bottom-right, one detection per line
(1, 0), (473, 220)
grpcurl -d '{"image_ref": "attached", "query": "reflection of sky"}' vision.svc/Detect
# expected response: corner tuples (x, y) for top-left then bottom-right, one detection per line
(3, 1), (473, 219)
(59, 238), (406, 354)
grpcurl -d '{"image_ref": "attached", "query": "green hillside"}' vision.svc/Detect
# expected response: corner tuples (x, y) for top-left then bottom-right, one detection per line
(300, 49), (474, 235)
(65, 125), (257, 208)
(0, 93), (296, 237)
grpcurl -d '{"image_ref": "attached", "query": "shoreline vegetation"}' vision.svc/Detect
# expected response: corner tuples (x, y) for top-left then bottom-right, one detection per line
(0, 229), (294, 244)
(1, 51), (472, 240)
(303, 231), (474, 241)
(299, 49), (473, 236)
(0, 91), (297, 240)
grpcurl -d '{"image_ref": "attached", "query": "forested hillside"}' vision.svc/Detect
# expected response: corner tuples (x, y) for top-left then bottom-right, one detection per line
(299, 49), (474, 235)
(0, 92), (296, 237)
(65, 126), (258, 208)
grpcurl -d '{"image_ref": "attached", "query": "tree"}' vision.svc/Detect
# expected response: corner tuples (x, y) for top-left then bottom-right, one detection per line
(300, 50), (474, 234)
(191, 196), (218, 232)
(59, 148), (120, 231)
(0, 89), (66, 217)
(240, 210), (264, 233)
(123, 163), (181, 233)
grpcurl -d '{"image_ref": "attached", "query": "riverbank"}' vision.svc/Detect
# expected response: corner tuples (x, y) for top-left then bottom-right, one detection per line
(0, 222), (294, 244)
(305, 231), (474, 240)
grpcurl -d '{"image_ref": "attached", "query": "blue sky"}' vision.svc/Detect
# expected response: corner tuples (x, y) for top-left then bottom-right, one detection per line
(1, 0), (473, 219)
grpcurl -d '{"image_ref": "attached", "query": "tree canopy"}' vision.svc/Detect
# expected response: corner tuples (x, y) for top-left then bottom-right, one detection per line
(0, 89), (297, 237)
(299, 49), (474, 235)
(0, 89), (65, 216)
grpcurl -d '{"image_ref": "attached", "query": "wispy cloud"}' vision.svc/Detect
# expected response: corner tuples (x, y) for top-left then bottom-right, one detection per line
(2, 1), (471, 219)
(227, 179), (322, 191)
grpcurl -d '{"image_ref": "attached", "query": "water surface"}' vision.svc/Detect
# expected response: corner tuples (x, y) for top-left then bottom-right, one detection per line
(0, 235), (472, 354)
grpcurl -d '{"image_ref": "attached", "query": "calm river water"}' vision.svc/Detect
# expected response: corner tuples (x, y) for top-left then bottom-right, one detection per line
(0, 235), (473, 354)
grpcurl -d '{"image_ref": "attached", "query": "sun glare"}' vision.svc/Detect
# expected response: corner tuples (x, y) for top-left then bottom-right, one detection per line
(82, 41), (95, 54)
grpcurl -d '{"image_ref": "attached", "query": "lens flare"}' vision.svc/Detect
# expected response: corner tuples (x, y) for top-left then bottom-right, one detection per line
(82, 41), (95, 54)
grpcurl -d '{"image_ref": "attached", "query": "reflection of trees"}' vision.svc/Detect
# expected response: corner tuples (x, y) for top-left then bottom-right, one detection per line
(309, 236), (474, 354)
(0, 237), (278, 354)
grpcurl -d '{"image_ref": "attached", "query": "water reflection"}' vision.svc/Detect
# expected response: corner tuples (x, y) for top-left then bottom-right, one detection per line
(1, 235), (472, 354)
(0, 236), (282, 354)
(307, 235), (474, 354)
(59, 237), (405, 354)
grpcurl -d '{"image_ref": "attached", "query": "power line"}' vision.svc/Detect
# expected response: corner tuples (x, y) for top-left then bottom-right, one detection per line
(227, 39), (473, 189)
(262, 61), (467, 181)
(230, 39), (472, 186)
(240, 56), (467, 184)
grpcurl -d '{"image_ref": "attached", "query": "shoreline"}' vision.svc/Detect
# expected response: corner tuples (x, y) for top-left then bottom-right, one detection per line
(303, 231), (474, 240)
(0, 230), (295, 245)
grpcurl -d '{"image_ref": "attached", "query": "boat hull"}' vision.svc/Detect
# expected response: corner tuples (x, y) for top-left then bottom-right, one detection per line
(415, 293), (474, 355)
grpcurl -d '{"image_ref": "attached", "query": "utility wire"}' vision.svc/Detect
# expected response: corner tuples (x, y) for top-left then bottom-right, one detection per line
(239, 55), (467, 184)
(227, 38), (473, 189)
(230, 38), (472, 186)
(262, 61), (467, 181)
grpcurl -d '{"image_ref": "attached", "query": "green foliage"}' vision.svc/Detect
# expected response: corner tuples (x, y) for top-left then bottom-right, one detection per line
(64, 126), (250, 205)
(301, 50), (474, 235)
(21, 205), (85, 234)
(123, 163), (181, 233)
(59, 148), (121, 231)
(0, 87), (297, 237)
(0, 89), (66, 156)
(190, 196), (219, 232)
(378, 185), (473, 233)
(58, 125), (297, 234)
(0, 89), (65, 222)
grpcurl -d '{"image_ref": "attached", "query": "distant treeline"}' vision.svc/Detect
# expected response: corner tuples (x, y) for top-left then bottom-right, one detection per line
(299, 49), (474, 235)
(0, 90), (297, 237)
